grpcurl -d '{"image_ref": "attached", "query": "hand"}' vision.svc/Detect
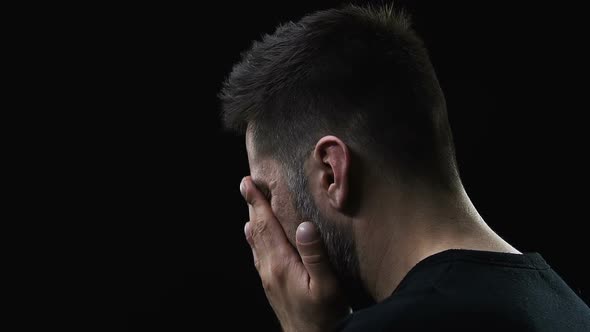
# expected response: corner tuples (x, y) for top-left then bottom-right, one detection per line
(240, 176), (351, 332)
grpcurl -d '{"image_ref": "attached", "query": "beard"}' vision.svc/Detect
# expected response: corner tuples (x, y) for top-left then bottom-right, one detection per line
(289, 166), (375, 310)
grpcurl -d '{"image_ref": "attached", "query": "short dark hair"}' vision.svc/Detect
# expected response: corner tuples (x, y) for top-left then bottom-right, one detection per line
(220, 4), (459, 188)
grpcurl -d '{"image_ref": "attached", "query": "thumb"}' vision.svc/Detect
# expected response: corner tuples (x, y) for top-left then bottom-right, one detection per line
(296, 222), (335, 283)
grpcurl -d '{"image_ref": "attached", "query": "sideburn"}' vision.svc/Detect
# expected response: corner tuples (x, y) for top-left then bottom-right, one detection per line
(288, 159), (375, 310)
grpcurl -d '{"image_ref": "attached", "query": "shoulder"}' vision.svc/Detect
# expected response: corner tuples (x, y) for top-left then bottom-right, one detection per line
(336, 255), (590, 331)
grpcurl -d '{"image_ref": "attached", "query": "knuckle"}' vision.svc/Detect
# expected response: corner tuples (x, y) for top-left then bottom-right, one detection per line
(261, 276), (273, 292)
(260, 267), (278, 291)
(302, 253), (324, 266)
(275, 245), (289, 258)
(261, 261), (289, 291)
(253, 258), (261, 271)
(270, 262), (287, 279)
(251, 220), (268, 237)
(245, 228), (254, 244)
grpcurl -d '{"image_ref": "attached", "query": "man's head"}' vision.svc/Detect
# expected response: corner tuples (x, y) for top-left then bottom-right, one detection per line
(220, 4), (459, 306)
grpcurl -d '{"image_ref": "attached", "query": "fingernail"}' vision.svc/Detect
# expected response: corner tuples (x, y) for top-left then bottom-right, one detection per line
(297, 222), (319, 243)
(240, 178), (246, 196)
(244, 222), (250, 237)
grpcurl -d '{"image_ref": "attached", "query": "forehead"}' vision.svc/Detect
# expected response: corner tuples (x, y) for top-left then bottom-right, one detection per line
(245, 128), (261, 172)
(245, 128), (257, 163)
(245, 128), (279, 182)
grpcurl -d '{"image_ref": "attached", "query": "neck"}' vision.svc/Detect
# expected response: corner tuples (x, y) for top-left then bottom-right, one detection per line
(354, 180), (520, 302)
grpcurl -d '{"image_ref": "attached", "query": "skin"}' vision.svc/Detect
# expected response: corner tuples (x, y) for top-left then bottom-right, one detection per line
(241, 127), (521, 330)
(245, 135), (301, 248)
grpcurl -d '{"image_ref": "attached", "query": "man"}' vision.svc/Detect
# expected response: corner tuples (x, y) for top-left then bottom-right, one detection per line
(220, 4), (590, 331)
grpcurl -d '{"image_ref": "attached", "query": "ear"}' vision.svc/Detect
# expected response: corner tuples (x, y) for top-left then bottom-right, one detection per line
(310, 135), (350, 210)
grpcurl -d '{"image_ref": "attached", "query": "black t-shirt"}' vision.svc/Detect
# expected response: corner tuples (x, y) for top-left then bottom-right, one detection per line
(336, 249), (590, 331)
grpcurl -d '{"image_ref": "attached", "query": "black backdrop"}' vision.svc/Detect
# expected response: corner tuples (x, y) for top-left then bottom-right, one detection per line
(80, 1), (589, 330)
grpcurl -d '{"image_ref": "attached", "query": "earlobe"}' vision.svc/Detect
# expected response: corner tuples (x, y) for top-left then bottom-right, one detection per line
(313, 136), (350, 211)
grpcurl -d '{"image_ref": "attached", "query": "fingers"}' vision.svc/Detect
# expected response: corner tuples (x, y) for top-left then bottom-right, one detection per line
(244, 222), (259, 267)
(241, 176), (292, 266)
(296, 222), (336, 287)
(241, 176), (275, 224)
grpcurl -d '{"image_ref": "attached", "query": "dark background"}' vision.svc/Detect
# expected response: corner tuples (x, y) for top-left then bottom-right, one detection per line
(72, 0), (588, 330)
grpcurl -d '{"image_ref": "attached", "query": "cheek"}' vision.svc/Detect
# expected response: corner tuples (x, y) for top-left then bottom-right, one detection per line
(270, 195), (300, 246)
